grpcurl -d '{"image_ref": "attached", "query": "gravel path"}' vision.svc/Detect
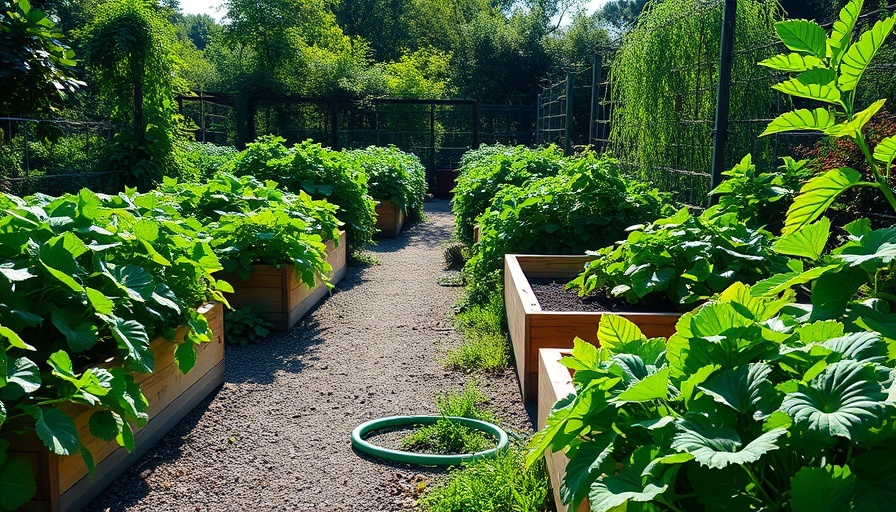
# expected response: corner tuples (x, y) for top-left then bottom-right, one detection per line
(87, 199), (534, 512)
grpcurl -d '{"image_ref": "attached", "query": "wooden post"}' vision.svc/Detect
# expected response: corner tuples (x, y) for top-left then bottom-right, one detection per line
(564, 72), (574, 156)
(710, 0), (737, 204)
(589, 54), (601, 146)
(472, 100), (481, 149)
(429, 102), (436, 188)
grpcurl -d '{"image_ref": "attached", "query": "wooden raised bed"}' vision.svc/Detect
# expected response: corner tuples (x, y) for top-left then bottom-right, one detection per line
(505, 254), (681, 402)
(375, 200), (406, 238)
(223, 231), (347, 332)
(13, 302), (226, 512)
(539, 349), (589, 512)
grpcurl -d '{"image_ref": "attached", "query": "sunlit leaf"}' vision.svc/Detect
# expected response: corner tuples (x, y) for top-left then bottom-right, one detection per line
(784, 168), (862, 235)
(838, 15), (896, 91)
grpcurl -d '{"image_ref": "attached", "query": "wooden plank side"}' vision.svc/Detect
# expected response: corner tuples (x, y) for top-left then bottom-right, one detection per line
(538, 349), (589, 512)
(504, 255), (533, 398)
(375, 200), (405, 238)
(513, 254), (595, 280)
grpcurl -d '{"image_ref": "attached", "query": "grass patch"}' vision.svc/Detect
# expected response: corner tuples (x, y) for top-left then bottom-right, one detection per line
(348, 250), (380, 267)
(417, 444), (550, 512)
(445, 291), (509, 373)
(401, 382), (496, 455)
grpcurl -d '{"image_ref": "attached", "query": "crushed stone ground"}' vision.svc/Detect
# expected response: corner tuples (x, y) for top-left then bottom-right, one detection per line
(86, 199), (535, 512)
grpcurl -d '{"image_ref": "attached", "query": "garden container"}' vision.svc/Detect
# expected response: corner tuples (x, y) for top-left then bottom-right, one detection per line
(374, 200), (406, 238)
(504, 254), (681, 402)
(538, 348), (590, 512)
(223, 231), (347, 331)
(12, 302), (225, 512)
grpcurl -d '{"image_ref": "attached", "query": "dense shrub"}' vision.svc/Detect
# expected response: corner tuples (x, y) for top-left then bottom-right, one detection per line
(349, 145), (427, 221)
(225, 136), (377, 253)
(174, 141), (239, 181)
(464, 153), (668, 303)
(451, 144), (564, 245)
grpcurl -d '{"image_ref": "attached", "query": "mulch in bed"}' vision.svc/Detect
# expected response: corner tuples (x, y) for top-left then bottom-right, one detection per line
(528, 279), (673, 313)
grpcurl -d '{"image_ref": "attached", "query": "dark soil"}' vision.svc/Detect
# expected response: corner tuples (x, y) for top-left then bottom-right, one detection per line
(529, 279), (666, 313)
(85, 200), (534, 512)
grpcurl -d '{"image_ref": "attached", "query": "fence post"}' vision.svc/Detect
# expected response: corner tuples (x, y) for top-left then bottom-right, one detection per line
(535, 93), (541, 144)
(589, 54), (601, 145)
(330, 98), (340, 150)
(564, 72), (574, 156)
(472, 100), (481, 149)
(710, 0), (737, 202)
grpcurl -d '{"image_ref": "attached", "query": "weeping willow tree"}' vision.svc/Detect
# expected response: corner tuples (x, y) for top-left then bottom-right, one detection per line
(83, 0), (181, 189)
(608, 0), (781, 206)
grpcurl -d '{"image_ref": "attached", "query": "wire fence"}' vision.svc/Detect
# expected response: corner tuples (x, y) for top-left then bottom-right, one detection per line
(0, 117), (124, 197)
(538, 0), (896, 212)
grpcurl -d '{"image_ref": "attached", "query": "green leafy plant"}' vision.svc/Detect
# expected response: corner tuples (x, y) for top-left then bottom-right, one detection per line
(418, 445), (549, 512)
(710, 154), (812, 232)
(402, 382), (496, 455)
(445, 292), (509, 373)
(224, 307), (272, 345)
(225, 136), (377, 254)
(465, 152), (668, 304)
(529, 283), (896, 511)
(349, 145), (427, 221)
(568, 207), (789, 309)
(451, 144), (564, 245)
(153, 172), (340, 282)
(757, 0), (896, 234)
(0, 188), (230, 509)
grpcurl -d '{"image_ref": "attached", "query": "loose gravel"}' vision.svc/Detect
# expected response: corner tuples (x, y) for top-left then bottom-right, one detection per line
(86, 199), (534, 512)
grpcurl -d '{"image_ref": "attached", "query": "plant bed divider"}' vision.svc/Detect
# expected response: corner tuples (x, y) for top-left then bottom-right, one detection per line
(223, 231), (347, 332)
(374, 200), (406, 238)
(538, 348), (589, 512)
(504, 254), (681, 402)
(12, 302), (226, 512)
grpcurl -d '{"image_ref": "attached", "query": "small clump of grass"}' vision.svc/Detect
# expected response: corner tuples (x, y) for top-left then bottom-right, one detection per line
(348, 250), (380, 267)
(401, 382), (496, 455)
(442, 241), (469, 270)
(417, 443), (550, 512)
(445, 291), (509, 373)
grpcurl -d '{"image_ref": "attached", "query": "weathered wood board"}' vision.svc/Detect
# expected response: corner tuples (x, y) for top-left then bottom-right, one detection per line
(374, 200), (406, 238)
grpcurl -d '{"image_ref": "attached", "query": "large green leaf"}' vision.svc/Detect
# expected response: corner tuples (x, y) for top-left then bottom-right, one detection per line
(598, 314), (645, 355)
(0, 456), (37, 511)
(89, 410), (124, 441)
(784, 168), (862, 235)
(613, 367), (670, 403)
(774, 217), (830, 260)
(810, 267), (866, 320)
(851, 449), (896, 509)
(110, 318), (150, 367)
(699, 363), (775, 418)
(35, 407), (79, 456)
(174, 340), (197, 374)
(874, 135), (896, 173)
(829, 0), (864, 66)
(51, 309), (99, 353)
(781, 360), (886, 440)
(790, 465), (855, 512)
(0, 325), (33, 351)
(775, 20), (828, 58)
(829, 99), (886, 140)
(588, 447), (676, 512)
(750, 265), (838, 297)
(772, 78), (842, 106)
(85, 287), (115, 316)
(561, 434), (616, 507)
(758, 53), (824, 72)
(760, 108), (837, 137)
(823, 331), (886, 363)
(836, 227), (896, 268)
(838, 15), (896, 92)
(671, 417), (786, 469)
(7, 357), (41, 394)
(107, 265), (154, 302)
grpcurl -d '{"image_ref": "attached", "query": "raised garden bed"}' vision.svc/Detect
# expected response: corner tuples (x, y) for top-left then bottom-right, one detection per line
(504, 254), (681, 402)
(224, 231), (347, 331)
(538, 349), (589, 512)
(12, 302), (225, 512)
(375, 200), (406, 238)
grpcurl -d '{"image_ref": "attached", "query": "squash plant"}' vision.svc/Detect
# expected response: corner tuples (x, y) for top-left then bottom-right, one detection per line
(349, 146), (427, 221)
(153, 173), (340, 283)
(529, 283), (896, 511)
(0, 189), (230, 510)
(567, 207), (788, 309)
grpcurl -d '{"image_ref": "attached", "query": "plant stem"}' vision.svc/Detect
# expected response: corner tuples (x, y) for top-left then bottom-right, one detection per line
(856, 134), (896, 215)
(656, 496), (687, 512)
(743, 464), (778, 510)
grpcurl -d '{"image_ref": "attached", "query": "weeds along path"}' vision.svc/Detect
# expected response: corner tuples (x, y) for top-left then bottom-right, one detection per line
(87, 199), (533, 512)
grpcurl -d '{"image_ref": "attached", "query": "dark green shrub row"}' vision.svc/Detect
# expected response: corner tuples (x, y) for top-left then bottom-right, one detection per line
(348, 145), (427, 221)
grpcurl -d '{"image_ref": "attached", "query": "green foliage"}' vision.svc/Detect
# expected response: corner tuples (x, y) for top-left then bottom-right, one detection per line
(418, 445), (549, 512)
(451, 144), (564, 246)
(0, 0), (84, 117)
(225, 136), (377, 254)
(349, 145), (427, 221)
(569, 207), (789, 309)
(758, 0), (896, 234)
(528, 284), (896, 511)
(446, 292), (509, 373)
(153, 172), (340, 282)
(82, 0), (182, 189)
(401, 382), (496, 455)
(465, 153), (668, 304)
(711, 154), (813, 232)
(610, 0), (780, 202)
(173, 141), (239, 181)
(0, 188), (229, 508)
(224, 307), (271, 345)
